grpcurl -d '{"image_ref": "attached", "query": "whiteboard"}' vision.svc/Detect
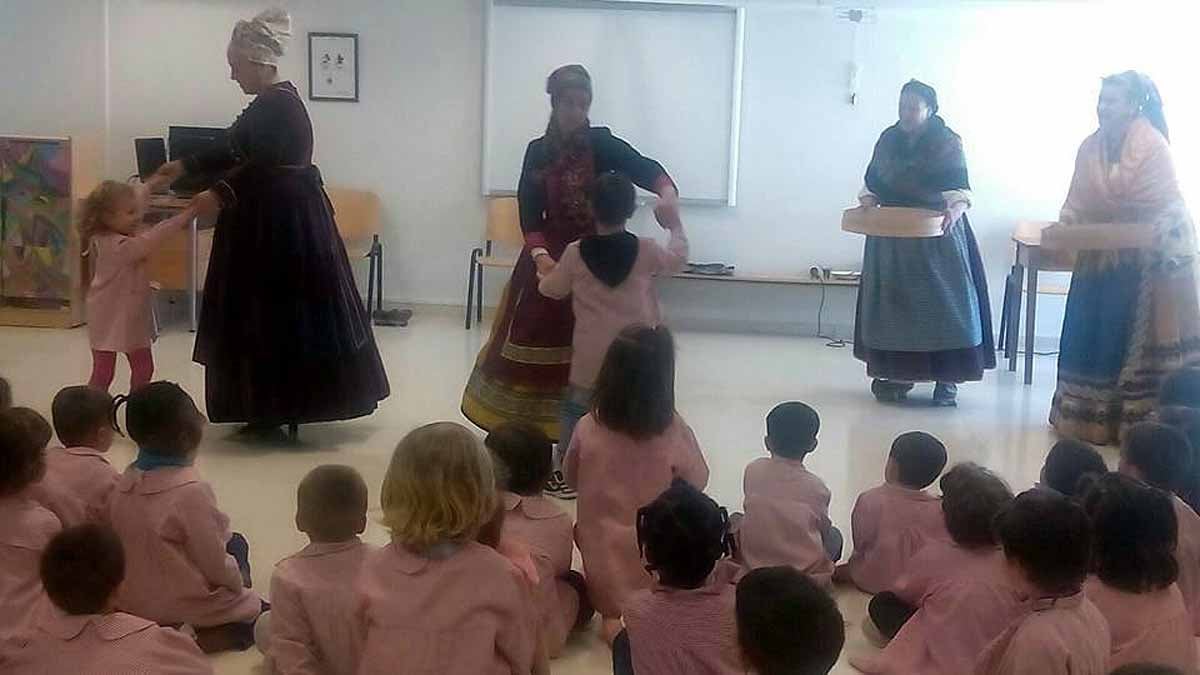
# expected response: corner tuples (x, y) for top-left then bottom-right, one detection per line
(483, 0), (744, 205)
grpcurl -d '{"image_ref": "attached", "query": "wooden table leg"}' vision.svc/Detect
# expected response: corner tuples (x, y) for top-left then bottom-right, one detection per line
(1024, 259), (1038, 385)
(189, 216), (198, 333)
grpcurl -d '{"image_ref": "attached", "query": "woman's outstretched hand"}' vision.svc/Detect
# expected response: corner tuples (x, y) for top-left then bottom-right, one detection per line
(654, 187), (682, 230)
(147, 160), (186, 193)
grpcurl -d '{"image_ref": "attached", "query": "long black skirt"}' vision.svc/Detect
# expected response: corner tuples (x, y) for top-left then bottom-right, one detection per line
(194, 167), (390, 424)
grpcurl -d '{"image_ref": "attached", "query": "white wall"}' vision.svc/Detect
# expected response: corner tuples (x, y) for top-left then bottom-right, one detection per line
(5, 1), (1199, 342)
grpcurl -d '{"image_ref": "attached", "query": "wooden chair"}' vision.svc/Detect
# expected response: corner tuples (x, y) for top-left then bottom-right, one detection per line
(327, 187), (384, 316)
(466, 196), (524, 329)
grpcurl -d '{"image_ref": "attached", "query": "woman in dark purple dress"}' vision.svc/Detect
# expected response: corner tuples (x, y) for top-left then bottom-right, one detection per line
(155, 9), (388, 438)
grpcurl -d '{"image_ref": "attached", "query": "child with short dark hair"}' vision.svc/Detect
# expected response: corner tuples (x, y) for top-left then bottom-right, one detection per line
(565, 325), (709, 643)
(106, 382), (263, 653)
(30, 386), (119, 527)
(1040, 439), (1108, 498)
(539, 170), (688, 484)
(264, 465), (375, 675)
(1082, 473), (1195, 671)
(736, 566), (845, 675)
(0, 407), (62, 649)
(975, 490), (1109, 674)
(485, 422), (590, 658)
(836, 431), (949, 593)
(356, 422), (540, 675)
(736, 402), (841, 586)
(853, 463), (1020, 675)
(4, 524), (212, 673)
(1119, 421), (1200, 635)
(615, 479), (741, 675)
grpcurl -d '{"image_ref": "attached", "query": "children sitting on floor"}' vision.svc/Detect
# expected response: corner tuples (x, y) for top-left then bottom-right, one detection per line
(537, 170), (688, 458)
(263, 465), (376, 675)
(355, 422), (543, 675)
(975, 489), (1109, 675)
(106, 382), (263, 653)
(1119, 421), (1200, 635)
(3, 524), (213, 674)
(836, 431), (948, 593)
(852, 463), (1019, 675)
(485, 422), (591, 658)
(735, 402), (841, 586)
(615, 479), (741, 675)
(0, 407), (61, 653)
(564, 325), (709, 644)
(1039, 438), (1108, 498)
(736, 566), (845, 675)
(31, 386), (118, 527)
(1082, 473), (1197, 672)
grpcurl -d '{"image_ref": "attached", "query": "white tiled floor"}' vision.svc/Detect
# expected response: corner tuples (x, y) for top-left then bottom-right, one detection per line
(0, 308), (1092, 674)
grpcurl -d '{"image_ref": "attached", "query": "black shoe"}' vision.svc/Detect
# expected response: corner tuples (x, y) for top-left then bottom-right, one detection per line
(543, 470), (577, 500)
(374, 308), (412, 327)
(932, 382), (958, 407)
(871, 379), (912, 403)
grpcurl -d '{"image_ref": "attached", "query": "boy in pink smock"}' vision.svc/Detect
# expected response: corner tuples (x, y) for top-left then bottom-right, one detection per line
(264, 465), (376, 675)
(1118, 422), (1200, 635)
(0, 408), (61, 654)
(975, 490), (1109, 675)
(615, 480), (742, 675)
(30, 386), (118, 527)
(486, 422), (591, 657)
(852, 463), (1021, 675)
(2, 524), (212, 674)
(79, 180), (198, 392)
(736, 566), (845, 675)
(107, 382), (263, 653)
(564, 325), (710, 643)
(355, 422), (542, 675)
(538, 170), (688, 457)
(735, 402), (841, 586)
(1082, 472), (1198, 672)
(835, 431), (949, 593)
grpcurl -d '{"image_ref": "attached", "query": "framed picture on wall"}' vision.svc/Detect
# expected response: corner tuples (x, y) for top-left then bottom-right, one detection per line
(308, 32), (359, 102)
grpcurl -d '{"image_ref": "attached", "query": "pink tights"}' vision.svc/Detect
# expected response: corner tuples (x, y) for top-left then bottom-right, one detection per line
(89, 348), (154, 392)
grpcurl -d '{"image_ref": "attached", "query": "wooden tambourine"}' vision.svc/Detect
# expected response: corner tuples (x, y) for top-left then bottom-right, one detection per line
(1039, 223), (1155, 251)
(841, 206), (944, 238)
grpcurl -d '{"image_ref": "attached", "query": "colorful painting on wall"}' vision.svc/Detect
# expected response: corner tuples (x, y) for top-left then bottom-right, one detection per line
(0, 137), (73, 309)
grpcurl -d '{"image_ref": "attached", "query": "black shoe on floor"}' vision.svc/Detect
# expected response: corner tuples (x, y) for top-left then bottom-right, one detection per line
(374, 308), (412, 327)
(932, 382), (958, 407)
(871, 379), (913, 403)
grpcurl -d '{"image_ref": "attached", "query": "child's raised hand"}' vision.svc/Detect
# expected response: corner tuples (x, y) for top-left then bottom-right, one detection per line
(189, 190), (222, 220)
(654, 200), (683, 231)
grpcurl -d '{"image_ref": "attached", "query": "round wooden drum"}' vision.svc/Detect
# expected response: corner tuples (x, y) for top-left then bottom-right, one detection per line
(841, 206), (944, 238)
(1039, 222), (1155, 251)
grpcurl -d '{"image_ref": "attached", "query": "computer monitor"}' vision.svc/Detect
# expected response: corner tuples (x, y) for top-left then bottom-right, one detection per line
(168, 126), (229, 195)
(134, 137), (167, 180)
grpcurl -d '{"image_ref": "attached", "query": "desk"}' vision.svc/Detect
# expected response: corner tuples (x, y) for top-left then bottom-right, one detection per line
(145, 195), (210, 332)
(999, 221), (1072, 385)
(672, 271), (859, 287)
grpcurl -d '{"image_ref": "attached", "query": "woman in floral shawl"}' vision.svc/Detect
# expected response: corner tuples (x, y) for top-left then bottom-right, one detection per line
(462, 65), (678, 491)
(1051, 71), (1200, 444)
(854, 80), (996, 406)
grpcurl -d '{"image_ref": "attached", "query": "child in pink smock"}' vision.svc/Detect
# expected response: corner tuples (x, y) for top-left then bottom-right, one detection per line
(975, 490), (1109, 675)
(263, 465), (376, 675)
(30, 386), (118, 527)
(736, 566), (845, 675)
(851, 463), (1021, 675)
(486, 422), (591, 658)
(615, 480), (742, 675)
(0, 408), (61, 654)
(1082, 473), (1198, 672)
(1118, 422), (1200, 634)
(106, 382), (263, 653)
(3, 524), (213, 674)
(564, 325), (710, 643)
(735, 401), (841, 586)
(1038, 438), (1108, 498)
(538, 170), (688, 466)
(79, 180), (197, 392)
(835, 431), (948, 594)
(355, 422), (543, 675)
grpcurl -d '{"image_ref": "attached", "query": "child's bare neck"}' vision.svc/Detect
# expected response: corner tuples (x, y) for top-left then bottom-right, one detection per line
(594, 222), (625, 235)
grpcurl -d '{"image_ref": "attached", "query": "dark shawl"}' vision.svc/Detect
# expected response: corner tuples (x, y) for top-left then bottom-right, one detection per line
(864, 115), (969, 211)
